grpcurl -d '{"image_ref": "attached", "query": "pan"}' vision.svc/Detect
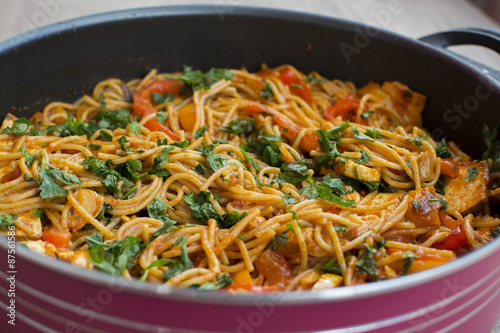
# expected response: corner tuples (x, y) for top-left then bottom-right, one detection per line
(0, 5), (499, 333)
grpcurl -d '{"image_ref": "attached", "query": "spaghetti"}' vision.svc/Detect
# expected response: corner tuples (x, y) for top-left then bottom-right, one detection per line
(0, 65), (499, 291)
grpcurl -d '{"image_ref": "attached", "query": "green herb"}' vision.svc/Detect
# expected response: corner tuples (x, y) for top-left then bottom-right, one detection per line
(334, 224), (349, 233)
(290, 83), (303, 89)
(95, 202), (112, 222)
(198, 273), (233, 290)
(220, 119), (256, 135)
(0, 214), (17, 230)
(165, 66), (234, 92)
(354, 149), (370, 164)
(194, 126), (208, 139)
(252, 174), (271, 187)
(429, 197), (448, 211)
(360, 110), (375, 119)
(128, 122), (142, 135)
(305, 74), (327, 83)
(0, 118), (40, 136)
(139, 258), (172, 281)
(183, 191), (246, 228)
(352, 127), (374, 142)
(99, 130), (113, 141)
(321, 258), (342, 275)
(435, 139), (451, 158)
(354, 243), (378, 279)
(365, 128), (382, 140)
(283, 192), (298, 205)
(406, 137), (423, 146)
(434, 176), (446, 195)
(300, 176), (355, 207)
(38, 158), (81, 199)
(21, 146), (37, 167)
(152, 92), (175, 104)
(88, 144), (102, 151)
(275, 163), (308, 185)
(32, 209), (45, 220)
(195, 145), (227, 172)
(163, 236), (193, 281)
(260, 82), (274, 99)
(239, 147), (260, 172)
(156, 112), (168, 123)
(194, 164), (206, 175)
(465, 167), (478, 181)
(266, 233), (288, 250)
(490, 226), (500, 238)
(411, 200), (421, 210)
(147, 197), (178, 238)
(85, 232), (145, 276)
(287, 209), (298, 220)
(117, 136), (130, 151)
(401, 251), (417, 275)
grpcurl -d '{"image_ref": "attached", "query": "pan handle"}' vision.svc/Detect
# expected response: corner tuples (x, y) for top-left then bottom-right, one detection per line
(419, 27), (500, 82)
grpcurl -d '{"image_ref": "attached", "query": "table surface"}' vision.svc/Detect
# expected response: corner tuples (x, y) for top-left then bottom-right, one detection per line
(0, 1), (499, 332)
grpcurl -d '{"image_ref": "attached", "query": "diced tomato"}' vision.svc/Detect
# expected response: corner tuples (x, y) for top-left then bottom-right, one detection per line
(42, 230), (71, 249)
(232, 200), (247, 209)
(438, 211), (459, 230)
(254, 249), (293, 289)
(440, 159), (459, 178)
(405, 188), (441, 228)
(227, 174), (239, 186)
(324, 94), (359, 122)
(1, 167), (22, 183)
(279, 68), (313, 104)
(132, 78), (183, 141)
(433, 224), (468, 251)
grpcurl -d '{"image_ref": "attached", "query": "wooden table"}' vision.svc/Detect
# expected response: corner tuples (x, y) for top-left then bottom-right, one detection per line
(0, 1), (499, 332)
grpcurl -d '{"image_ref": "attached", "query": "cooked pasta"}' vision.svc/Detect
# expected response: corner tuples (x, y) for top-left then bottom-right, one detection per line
(0, 65), (499, 291)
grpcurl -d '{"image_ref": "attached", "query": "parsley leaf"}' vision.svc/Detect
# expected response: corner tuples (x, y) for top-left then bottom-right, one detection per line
(321, 258), (342, 275)
(194, 126), (208, 139)
(128, 122), (142, 135)
(300, 176), (354, 207)
(435, 139), (451, 158)
(0, 214), (17, 230)
(163, 236), (193, 281)
(305, 74), (327, 83)
(38, 158), (81, 199)
(275, 163), (308, 185)
(195, 145), (227, 172)
(406, 137), (423, 146)
(86, 232), (145, 276)
(165, 66), (234, 92)
(401, 251), (417, 275)
(220, 119), (256, 135)
(147, 197), (178, 238)
(355, 243), (378, 279)
(198, 273), (233, 290)
(465, 167), (478, 181)
(266, 232), (288, 250)
(352, 127), (374, 142)
(88, 143), (102, 151)
(283, 192), (298, 205)
(260, 82), (274, 99)
(21, 146), (37, 167)
(1, 118), (40, 136)
(152, 92), (175, 104)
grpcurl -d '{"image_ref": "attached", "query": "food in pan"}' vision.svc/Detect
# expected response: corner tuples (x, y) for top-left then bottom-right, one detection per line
(0, 65), (498, 291)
